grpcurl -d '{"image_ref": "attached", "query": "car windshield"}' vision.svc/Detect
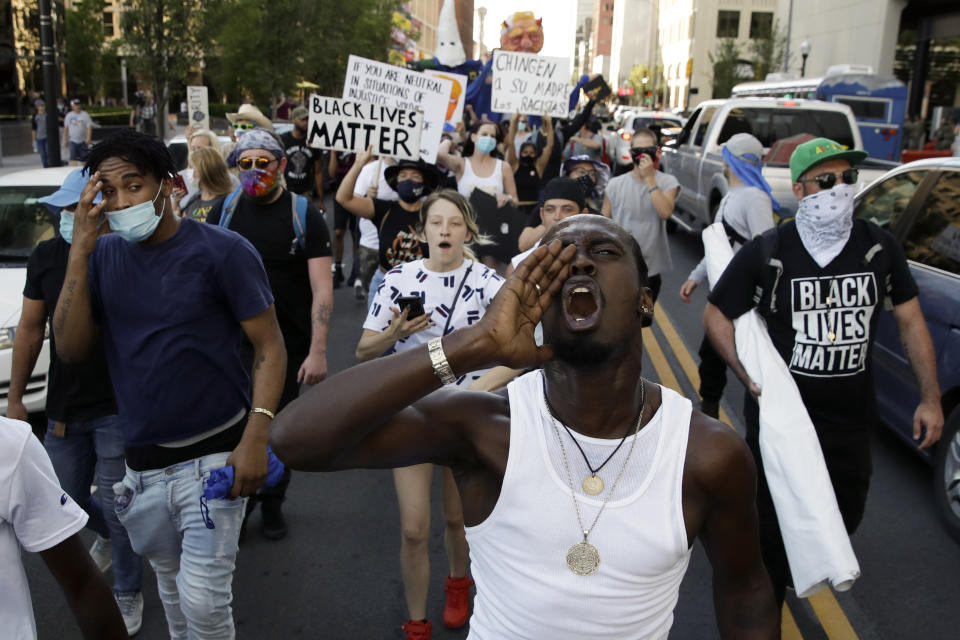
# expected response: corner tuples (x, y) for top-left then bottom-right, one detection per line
(716, 107), (855, 151)
(0, 186), (58, 262)
(632, 117), (683, 132)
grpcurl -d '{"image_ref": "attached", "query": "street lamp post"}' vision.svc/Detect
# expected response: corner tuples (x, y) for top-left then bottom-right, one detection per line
(642, 76), (648, 106)
(800, 39), (811, 77)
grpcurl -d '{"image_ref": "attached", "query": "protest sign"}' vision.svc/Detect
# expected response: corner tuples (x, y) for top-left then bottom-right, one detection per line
(343, 55), (451, 163)
(187, 86), (209, 131)
(491, 51), (571, 118)
(307, 95), (422, 161)
(423, 69), (468, 131)
(583, 75), (612, 101)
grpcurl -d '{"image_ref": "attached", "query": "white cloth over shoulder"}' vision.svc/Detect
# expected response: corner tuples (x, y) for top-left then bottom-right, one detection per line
(703, 222), (859, 598)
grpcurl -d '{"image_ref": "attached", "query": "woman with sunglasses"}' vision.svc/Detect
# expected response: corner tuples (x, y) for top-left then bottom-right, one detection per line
(356, 191), (503, 640)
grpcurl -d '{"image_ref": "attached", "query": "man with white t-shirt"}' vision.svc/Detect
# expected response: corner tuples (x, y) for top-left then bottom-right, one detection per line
(1, 416), (127, 639)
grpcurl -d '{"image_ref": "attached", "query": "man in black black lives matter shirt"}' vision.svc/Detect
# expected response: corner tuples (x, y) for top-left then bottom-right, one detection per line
(280, 106), (325, 211)
(210, 128), (334, 540)
(703, 137), (944, 609)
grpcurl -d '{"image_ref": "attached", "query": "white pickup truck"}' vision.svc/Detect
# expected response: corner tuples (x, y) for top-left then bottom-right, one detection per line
(660, 97), (899, 230)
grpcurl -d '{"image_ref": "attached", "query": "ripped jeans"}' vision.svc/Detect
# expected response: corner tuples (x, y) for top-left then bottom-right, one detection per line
(115, 452), (246, 639)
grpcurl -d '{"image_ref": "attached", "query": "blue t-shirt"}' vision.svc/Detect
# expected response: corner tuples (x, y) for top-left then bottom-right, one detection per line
(88, 218), (274, 446)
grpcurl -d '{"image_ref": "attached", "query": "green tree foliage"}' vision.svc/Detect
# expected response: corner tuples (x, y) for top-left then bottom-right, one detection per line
(209, 0), (400, 106)
(65, 0), (111, 100)
(119, 0), (221, 138)
(748, 18), (790, 80)
(710, 39), (741, 100)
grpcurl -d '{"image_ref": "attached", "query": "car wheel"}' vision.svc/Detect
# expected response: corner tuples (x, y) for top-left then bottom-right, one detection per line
(933, 407), (960, 544)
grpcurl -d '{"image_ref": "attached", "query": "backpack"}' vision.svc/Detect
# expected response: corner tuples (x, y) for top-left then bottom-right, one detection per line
(753, 219), (893, 315)
(219, 187), (309, 252)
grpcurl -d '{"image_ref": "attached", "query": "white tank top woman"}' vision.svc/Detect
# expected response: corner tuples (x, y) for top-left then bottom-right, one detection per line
(457, 157), (505, 199)
(464, 370), (693, 639)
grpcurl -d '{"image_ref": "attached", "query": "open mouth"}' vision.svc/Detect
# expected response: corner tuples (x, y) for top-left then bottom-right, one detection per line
(438, 241), (452, 249)
(562, 278), (602, 330)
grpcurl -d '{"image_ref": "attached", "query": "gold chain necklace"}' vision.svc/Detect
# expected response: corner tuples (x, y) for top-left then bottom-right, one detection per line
(544, 378), (646, 575)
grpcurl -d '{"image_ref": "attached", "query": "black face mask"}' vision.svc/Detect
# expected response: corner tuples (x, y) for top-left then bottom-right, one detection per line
(575, 173), (595, 196)
(519, 155), (536, 166)
(396, 179), (424, 203)
(632, 146), (658, 165)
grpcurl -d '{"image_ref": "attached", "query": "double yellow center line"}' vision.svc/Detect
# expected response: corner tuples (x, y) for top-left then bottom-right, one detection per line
(643, 306), (859, 640)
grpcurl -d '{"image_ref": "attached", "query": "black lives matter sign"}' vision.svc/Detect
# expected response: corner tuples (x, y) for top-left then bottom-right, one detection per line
(307, 95), (422, 161)
(788, 273), (878, 378)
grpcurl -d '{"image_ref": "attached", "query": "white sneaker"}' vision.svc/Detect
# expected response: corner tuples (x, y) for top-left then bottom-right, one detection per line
(115, 591), (144, 635)
(89, 535), (112, 572)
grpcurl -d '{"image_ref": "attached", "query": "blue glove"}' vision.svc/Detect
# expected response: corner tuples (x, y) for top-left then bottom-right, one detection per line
(202, 447), (286, 500)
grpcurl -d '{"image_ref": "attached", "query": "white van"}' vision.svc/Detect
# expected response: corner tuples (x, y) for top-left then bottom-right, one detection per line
(0, 166), (75, 418)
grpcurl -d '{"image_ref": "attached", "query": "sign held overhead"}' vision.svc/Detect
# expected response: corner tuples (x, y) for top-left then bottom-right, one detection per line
(187, 85), (209, 131)
(307, 94), (422, 161)
(343, 55), (452, 163)
(491, 51), (571, 118)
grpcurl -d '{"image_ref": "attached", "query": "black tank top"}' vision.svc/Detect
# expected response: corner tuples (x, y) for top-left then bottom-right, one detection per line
(515, 164), (542, 203)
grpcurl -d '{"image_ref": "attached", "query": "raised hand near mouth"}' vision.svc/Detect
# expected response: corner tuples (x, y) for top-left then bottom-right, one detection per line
(475, 239), (576, 369)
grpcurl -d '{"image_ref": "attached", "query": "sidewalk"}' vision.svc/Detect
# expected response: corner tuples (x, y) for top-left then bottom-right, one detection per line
(0, 151), (44, 177)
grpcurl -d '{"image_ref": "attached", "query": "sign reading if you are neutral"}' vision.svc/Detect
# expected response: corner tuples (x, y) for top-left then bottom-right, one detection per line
(491, 50), (571, 118)
(306, 95), (422, 161)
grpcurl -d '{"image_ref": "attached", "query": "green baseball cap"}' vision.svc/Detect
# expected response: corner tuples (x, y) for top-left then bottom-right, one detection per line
(789, 137), (868, 183)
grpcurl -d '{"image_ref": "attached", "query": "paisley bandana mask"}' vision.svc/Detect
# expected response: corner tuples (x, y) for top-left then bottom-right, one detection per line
(795, 183), (856, 268)
(240, 166), (279, 199)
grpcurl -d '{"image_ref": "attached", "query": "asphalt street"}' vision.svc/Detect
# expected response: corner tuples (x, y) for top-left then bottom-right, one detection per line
(21, 200), (960, 639)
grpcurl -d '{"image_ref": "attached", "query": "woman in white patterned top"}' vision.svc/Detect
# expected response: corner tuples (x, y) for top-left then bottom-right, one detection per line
(356, 190), (504, 638)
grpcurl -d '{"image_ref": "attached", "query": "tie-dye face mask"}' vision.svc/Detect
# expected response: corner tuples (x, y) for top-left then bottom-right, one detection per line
(240, 166), (279, 199)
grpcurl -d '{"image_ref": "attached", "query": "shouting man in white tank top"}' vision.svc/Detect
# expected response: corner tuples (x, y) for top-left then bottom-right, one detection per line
(270, 215), (779, 639)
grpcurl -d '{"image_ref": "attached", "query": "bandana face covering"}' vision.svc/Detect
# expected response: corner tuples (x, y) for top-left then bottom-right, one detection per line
(240, 167), (279, 199)
(794, 183), (856, 268)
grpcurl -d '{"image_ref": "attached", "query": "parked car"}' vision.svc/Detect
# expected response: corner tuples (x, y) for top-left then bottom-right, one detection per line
(613, 111), (685, 173)
(660, 97), (899, 231)
(852, 156), (960, 542)
(0, 167), (74, 422)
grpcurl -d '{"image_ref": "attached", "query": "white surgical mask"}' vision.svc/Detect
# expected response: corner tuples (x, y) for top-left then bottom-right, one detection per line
(795, 183), (856, 267)
(106, 183), (165, 243)
(59, 210), (74, 244)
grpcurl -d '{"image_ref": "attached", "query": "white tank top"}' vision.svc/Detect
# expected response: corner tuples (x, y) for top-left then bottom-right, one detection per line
(464, 370), (693, 640)
(457, 157), (504, 198)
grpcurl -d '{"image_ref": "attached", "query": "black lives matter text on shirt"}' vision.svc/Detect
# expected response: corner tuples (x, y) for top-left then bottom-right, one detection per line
(708, 221), (918, 432)
(280, 131), (322, 195)
(23, 237), (117, 422)
(788, 273), (877, 377)
(209, 190), (332, 354)
(372, 198), (429, 271)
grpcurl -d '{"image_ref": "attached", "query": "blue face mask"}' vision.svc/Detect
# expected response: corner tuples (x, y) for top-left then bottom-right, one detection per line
(59, 209), (74, 244)
(106, 183), (165, 243)
(476, 136), (496, 155)
(517, 121), (527, 132)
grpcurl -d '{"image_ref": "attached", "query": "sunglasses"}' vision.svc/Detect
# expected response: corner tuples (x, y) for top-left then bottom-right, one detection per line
(237, 156), (275, 171)
(799, 168), (859, 190)
(631, 146), (658, 160)
(232, 122), (256, 130)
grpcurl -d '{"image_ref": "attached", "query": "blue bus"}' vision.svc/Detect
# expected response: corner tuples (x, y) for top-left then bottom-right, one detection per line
(732, 66), (907, 161)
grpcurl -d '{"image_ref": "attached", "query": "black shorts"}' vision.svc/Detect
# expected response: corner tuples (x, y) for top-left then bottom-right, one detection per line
(333, 201), (359, 233)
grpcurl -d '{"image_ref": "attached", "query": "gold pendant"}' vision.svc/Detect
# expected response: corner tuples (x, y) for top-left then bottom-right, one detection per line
(567, 539), (600, 575)
(828, 332), (836, 343)
(582, 474), (603, 495)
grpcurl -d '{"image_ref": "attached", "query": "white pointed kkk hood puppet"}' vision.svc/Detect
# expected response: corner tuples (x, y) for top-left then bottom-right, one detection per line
(435, 0), (466, 67)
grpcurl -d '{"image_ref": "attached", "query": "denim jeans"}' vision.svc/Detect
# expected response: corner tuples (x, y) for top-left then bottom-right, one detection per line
(367, 267), (386, 310)
(44, 414), (142, 594)
(115, 452), (246, 640)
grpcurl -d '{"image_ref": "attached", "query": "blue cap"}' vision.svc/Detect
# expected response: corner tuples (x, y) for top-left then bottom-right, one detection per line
(38, 168), (102, 214)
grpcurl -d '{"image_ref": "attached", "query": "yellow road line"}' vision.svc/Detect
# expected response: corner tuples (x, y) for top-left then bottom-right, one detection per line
(651, 307), (733, 426)
(808, 590), (859, 639)
(782, 602), (804, 640)
(641, 327), (682, 394)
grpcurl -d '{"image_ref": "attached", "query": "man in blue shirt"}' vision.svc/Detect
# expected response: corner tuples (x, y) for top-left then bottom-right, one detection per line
(53, 130), (286, 639)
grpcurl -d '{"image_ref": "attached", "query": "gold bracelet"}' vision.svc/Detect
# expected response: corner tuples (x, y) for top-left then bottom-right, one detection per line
(427, 337), (457, 385)
(249, 407), (275, 420)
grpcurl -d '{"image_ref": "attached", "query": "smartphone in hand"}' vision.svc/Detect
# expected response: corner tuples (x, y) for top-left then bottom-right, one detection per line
(397, 296), (425, 320)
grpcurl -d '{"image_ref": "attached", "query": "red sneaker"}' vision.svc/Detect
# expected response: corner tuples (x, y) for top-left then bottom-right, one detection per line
(442, 574), (475, 629)
(401, 619), (431, 640)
